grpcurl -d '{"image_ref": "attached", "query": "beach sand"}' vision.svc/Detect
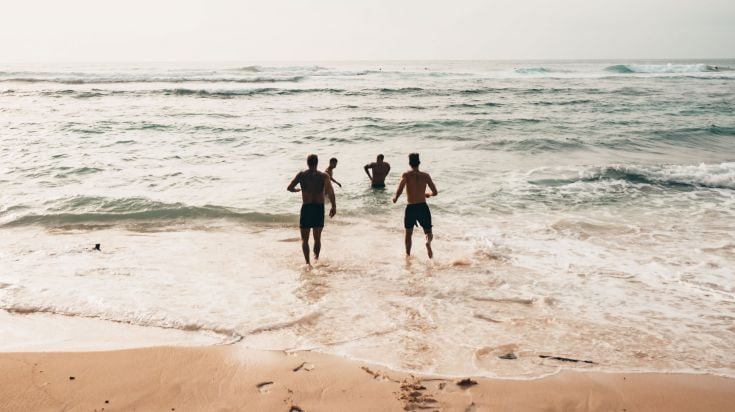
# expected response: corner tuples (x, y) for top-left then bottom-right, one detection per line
(1, 346), (734, 411)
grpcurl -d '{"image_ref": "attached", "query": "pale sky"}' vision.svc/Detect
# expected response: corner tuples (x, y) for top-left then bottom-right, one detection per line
(1, 0), (733, 62)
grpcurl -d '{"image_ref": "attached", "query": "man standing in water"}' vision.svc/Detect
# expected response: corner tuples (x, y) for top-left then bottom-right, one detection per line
(392, 153), (438, 259)
(364, 154), (391, 188)
(325, 157), (342, 188)
(287, 154), (337, 266)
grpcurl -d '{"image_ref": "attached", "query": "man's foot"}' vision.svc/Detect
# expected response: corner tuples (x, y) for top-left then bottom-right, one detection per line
(426, 241), (433, 259)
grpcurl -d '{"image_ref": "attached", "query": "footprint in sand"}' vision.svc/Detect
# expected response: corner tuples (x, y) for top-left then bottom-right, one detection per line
(256, 381), (274, 393)
(360, 366), (399, 382)
(292, 362), (315, 372)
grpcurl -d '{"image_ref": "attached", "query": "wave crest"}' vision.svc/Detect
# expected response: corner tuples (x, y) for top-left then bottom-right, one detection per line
(514, 67), (552, 74)
(605, 63), (721, 74)
(531, 162), (735, 190)
(1, 196), (295, 228)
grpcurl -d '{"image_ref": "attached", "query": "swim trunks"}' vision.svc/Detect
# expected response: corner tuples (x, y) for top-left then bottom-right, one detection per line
(300, 203), (325, 228)
(371, 183), (386, 189)
(404, 202), (432, 231)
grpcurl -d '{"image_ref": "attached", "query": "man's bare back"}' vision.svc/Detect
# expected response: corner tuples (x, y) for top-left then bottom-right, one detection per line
(364, 154), (390, 187)
(294, 170), (328, 204)
(401, 170), (437, 204)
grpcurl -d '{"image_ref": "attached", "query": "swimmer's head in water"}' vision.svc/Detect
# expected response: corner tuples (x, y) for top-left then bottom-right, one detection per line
(329, 157), (338, 167)
(307, 154), (318, 169)
(408, 153), (420, 168)
(377, 154), (384, 161)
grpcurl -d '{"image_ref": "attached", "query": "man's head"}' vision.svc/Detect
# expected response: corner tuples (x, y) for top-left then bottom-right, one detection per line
(408, 153), (420, 168)
(377, 154), (384, 162)
(307, 154), (318, 170)
(329, 157), (338, 168)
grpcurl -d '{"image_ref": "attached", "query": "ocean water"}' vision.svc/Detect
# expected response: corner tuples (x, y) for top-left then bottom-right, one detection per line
(1, 60), (734, 378)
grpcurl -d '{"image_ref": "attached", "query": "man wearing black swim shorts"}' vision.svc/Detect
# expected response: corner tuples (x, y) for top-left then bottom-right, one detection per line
(392, 153), (438, 259)
(287, 154), (337, 266)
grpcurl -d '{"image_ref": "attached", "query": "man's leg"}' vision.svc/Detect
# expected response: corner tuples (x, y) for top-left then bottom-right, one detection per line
(405, 228), (413, 256)
(424, 230), (433, 259)
(300, 227), (311, 265)
(313, 227), (323, 261)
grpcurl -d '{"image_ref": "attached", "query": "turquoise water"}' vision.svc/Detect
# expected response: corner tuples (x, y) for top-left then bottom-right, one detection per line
(0, 60), (733, 378)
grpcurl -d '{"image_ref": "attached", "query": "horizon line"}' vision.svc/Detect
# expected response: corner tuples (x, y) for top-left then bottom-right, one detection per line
(1, 57), (734, 65)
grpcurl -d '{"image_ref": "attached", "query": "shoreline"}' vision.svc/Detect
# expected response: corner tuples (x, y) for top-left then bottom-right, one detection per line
(2, 345), (734, 411)
(3, 310), (733, 382)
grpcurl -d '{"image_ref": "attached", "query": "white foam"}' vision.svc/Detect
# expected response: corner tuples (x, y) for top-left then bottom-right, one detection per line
(1, 220), (733, 378)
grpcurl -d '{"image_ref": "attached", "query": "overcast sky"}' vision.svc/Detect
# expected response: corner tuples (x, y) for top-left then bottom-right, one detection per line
(2, 0), (733, 62)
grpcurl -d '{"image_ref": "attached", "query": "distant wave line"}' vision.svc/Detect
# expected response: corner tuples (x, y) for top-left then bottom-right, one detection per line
(604, 63), (729, 74)
(0, 76), (306, 84)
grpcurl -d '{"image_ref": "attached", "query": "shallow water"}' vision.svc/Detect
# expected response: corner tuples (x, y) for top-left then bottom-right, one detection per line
(1, 60), (734, 378)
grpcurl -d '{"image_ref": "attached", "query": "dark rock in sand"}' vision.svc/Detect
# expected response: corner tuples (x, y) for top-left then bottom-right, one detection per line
(499, 352), (517, 360)
(290, 406), (304, 412)
(69, 376), (75, 380)
(539, 355), (595, 364)
(456, 378), (477, 388)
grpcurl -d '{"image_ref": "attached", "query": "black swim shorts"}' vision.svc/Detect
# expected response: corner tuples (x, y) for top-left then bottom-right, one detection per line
(371, 183), (386, 189)
(300, 203), (325, 228)
(404, 202), (432, 232)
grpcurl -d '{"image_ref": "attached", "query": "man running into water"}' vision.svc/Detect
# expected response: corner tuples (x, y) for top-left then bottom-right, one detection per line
(287, 154), (337, 266)
(364, 154), (391, 188)
(325, 157), (342, 188)
(393, 153), (438, 259)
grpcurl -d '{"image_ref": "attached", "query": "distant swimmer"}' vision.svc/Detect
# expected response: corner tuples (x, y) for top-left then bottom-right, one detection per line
(287, 154), (337, 266)
(364, 154), (391, 188)
(325, 157), (342, 188)
(392, 153), (438, 259)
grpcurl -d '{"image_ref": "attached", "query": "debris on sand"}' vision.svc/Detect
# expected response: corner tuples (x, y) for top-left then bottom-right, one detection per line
(539, 355), (595, 364)
(456, 378), (478, 388)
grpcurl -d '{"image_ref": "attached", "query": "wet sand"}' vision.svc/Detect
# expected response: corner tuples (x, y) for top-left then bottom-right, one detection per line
(1, 346), (734, 411)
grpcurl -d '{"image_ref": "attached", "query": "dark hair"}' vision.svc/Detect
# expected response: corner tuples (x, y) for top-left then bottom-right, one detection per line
(329, 157), (338, 163)
(408, 153), (420, 167)
(377, 154), (384, 161)
(307, 154), (318, 167)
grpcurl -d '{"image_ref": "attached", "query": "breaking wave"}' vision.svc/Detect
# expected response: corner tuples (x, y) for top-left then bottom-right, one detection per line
(531, 162), (735, 190)
(605, 63), (723, 74)
(1, 196), (295, 228)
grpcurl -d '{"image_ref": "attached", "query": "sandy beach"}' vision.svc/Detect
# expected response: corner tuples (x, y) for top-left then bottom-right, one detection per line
(1, 345), (733, 411)
(3, 0), (734, 409)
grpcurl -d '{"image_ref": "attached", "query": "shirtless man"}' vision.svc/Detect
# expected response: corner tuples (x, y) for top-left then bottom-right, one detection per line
(392, 153), (438, 259)
(325, 157), (342, 188)
(287, 154), (337, 266)
(364, 154), (391, 188)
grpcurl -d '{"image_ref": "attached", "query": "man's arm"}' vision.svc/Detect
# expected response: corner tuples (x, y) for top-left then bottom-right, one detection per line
(392, 173), (407, 203)
(386, 163), (391, 175)
(330, 175), (342, 188)
(363, 164), (373, 181)
(287, 172), (301, 192)
(426, 174), (438, 197)
(324, 174), (337, 217)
